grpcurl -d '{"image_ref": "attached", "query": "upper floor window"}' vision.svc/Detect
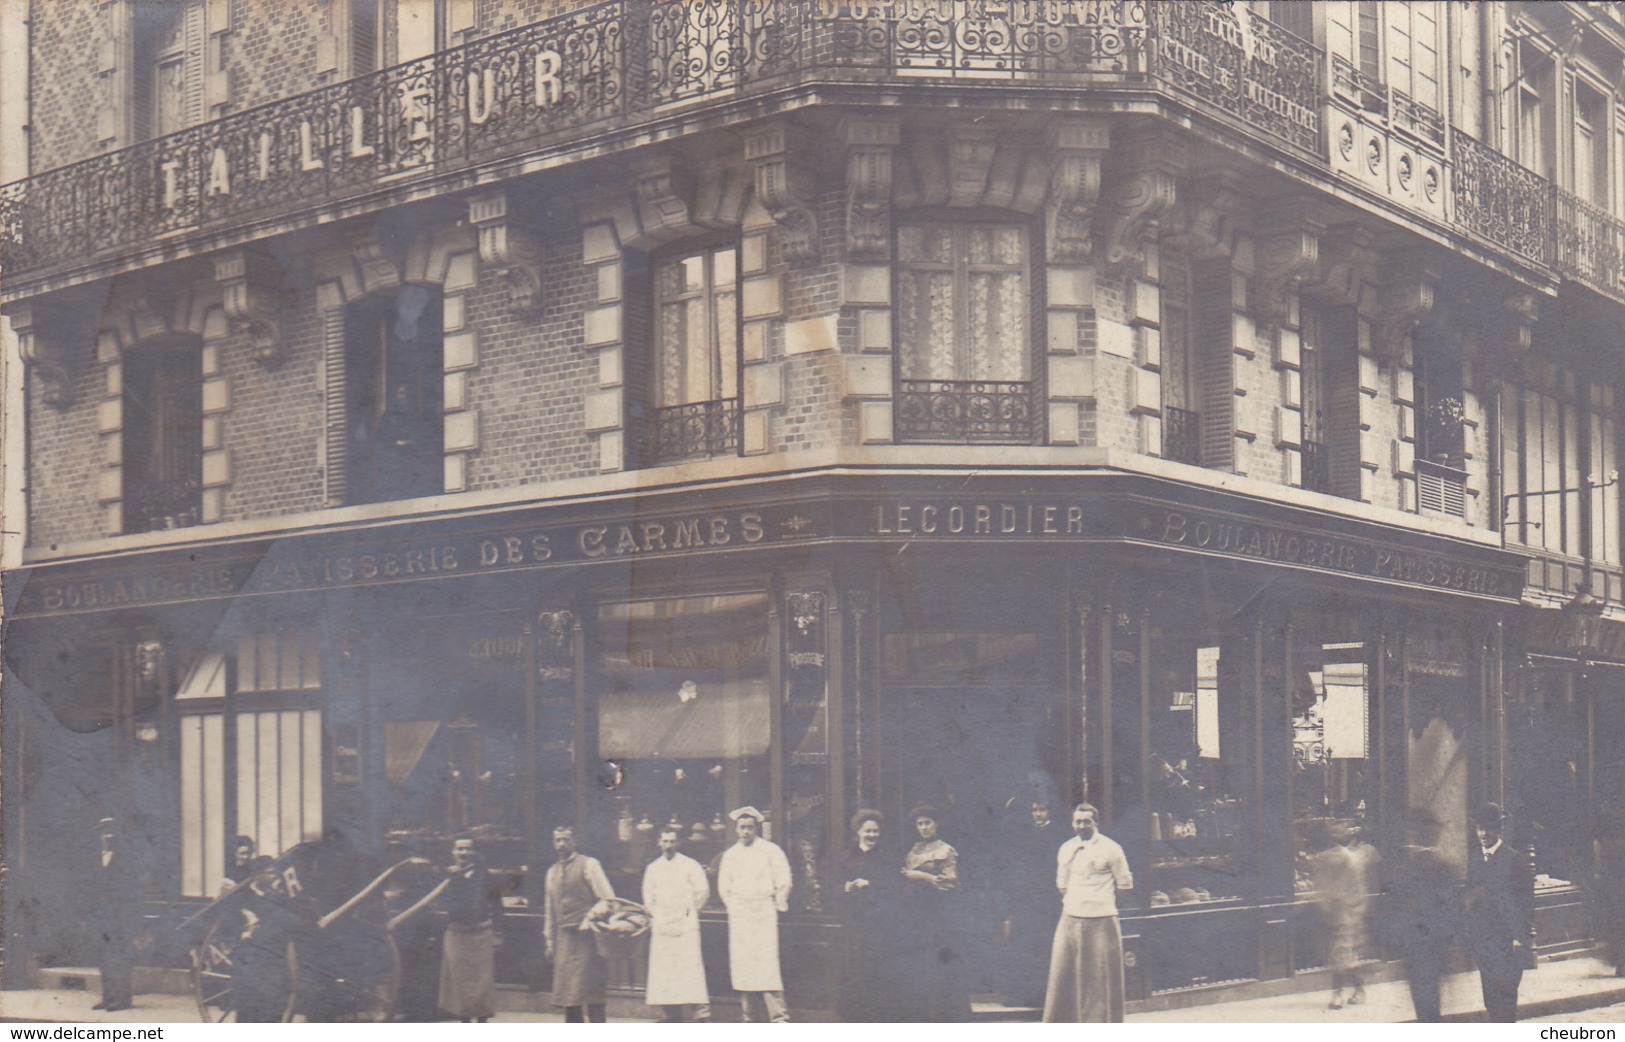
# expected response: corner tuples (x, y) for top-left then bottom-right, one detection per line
(1326, 1), (1443, 141)
(344, 286), (444, 504)
(388, 0), (477, 64)
(646, 244), (741, 464)
(1516, 43), (1556, 179)
(1575, 83), (1610, 207)
(123, 336), (202, 533)
(131, 0), (204, 141)
(894, 221), (1037, 444)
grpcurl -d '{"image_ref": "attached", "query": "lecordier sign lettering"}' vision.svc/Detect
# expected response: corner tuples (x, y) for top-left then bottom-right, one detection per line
(10, 492), (1526, 618)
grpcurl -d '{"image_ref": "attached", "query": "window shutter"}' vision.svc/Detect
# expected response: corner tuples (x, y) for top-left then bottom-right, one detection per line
(1193, 261), (1235, 469)
(182, 2), (207, 129)
(1321, 305), (1364, 499)
(351, 0), (379, 77)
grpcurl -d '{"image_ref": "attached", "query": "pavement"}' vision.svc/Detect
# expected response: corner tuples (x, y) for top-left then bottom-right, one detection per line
(4, 957), (1624, 1024)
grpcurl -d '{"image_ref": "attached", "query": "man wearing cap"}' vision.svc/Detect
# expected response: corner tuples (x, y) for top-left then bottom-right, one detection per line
(1043, 803), (1133, 1023)
(544, 826), (616, 1023)
(1466, 802), (1534, 1022)
(88, 817), (140, 1012)
(718, 807), (793, 1022)
(642, 827), (712, 1022)
(234, 856), (299, 1023)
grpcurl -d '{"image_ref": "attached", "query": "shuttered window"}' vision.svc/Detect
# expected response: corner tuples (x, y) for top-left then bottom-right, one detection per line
(132, 1), (204, 141)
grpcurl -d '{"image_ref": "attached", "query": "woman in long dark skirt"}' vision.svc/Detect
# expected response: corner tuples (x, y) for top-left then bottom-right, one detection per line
(833, 809), (906, 1022)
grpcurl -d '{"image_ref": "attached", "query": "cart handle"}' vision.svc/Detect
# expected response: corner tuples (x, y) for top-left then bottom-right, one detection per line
(318, 858), (433, 930)
(385, 876), (450, 933)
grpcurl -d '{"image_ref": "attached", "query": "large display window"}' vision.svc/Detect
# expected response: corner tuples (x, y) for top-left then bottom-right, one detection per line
(592, 593), (773, 891)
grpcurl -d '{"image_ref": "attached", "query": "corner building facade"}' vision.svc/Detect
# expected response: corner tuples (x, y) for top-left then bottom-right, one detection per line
(4, 0), (1624, 1015)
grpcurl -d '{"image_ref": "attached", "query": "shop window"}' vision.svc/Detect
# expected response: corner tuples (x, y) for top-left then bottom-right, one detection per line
(176, 635), (324, 898)
(1144, 641), (1248, 906)
(1290, 641), (1375, 896)
(593, 594), (771, 890)
(122, 336), (202, 533)
(344, 286), (444, 505)
(894, 221), (1039, 445)
(644, 244), (741, 465)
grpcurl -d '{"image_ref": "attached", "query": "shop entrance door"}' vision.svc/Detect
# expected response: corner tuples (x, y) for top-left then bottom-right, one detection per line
(879, 683), (1066, 999)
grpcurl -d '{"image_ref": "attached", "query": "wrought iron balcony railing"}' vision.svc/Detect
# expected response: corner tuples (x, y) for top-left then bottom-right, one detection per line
(1328, 55), (1444, 147)
(894, 379), (1038, 445)
(124, 477), (202, 534)
(1551, 186), (1625, 300)
(0, 0), (1328, 281)
(1162, 405), (1201, 466)
(1450, 128), (1552, 268)
(648, 397), (740, 464)
(1301, 438), (1331, 495)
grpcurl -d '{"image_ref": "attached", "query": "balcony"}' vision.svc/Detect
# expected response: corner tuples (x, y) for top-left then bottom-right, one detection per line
(0, 1), (1325, 286)
(894, 380), (1038, 445)
(1301, 438), (1330, 495)
(648, 397), (740, 464)
(1163, 405), (1201, 466)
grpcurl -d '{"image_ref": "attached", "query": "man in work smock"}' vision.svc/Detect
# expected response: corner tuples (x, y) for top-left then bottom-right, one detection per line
(1042, 803), (1133, 1023)
(544, 826), (616, 1023)
(641, 826), (712, 1022)
(717, 807), (793, 1022)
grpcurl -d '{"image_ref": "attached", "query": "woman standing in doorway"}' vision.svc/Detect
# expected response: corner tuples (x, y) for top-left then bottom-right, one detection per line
(897, 806), (972, 1021)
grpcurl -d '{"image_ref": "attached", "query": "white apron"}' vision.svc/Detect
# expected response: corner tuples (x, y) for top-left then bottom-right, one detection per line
(718, 839), (792, 992)
(643, 854), (711, 1005)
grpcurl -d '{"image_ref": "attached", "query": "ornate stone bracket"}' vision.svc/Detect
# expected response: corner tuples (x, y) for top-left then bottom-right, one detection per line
(841, 117), (900, 262)
(214, 248), (287, 365)
(1375, 254), (1439, 360)
(468, 190), (544, 318)
(1500, 289), (1540, 356)
(1098, 130), (1183, 273)
(1165, 169), (1249, 265)
(1300, 223), (1377, 307)
(633, 154), (696, 246)
(5, 298), (94, 409)
(1045, 118), (1111, 265)
(1253, 205), (1322, 330)
(947, 125), (998, 209)
(744, 122), (819, 265)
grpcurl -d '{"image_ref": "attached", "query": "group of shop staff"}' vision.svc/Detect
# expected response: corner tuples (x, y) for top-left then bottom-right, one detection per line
(88, 799), (1549, 1023)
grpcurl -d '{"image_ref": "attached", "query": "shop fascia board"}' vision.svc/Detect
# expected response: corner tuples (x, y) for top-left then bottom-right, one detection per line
(17, 444), (1503, 569)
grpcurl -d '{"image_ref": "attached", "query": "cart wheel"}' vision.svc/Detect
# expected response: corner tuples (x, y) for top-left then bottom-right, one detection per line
(192, 918), (302, 1022)
(333, 931), (400, 1022)
(191, 917), (236, 1023)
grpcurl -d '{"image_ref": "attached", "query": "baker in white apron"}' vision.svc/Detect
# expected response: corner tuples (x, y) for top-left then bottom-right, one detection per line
(717, 806), (793, 1022)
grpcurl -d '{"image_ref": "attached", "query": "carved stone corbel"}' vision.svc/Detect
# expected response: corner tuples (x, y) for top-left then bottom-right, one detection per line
(214, 248), (286, 365)
(744, 122), (819, 264)
(5, 298), (93, 410)
(841, 117), (900, 262)
(633, 154), (696, 245)
(1164, 169), (1249, 264)
(468, 190), (544, 318)
(947, 125), (998, 208)
(1375, 254), (1439, 360)
(1098, 129), (1183, 273)
(1300, 223), (1377, 307)
(1253, 204), (1323, 330)
(1044, 118), (1111, 264)
(1500, 289), (1540, 356)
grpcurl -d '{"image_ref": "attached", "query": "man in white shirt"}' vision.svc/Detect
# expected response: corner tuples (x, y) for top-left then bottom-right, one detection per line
(642, 827), (712, 1023)
(1042, 803), (1133, 1022)
(717, 807), (792, 1022)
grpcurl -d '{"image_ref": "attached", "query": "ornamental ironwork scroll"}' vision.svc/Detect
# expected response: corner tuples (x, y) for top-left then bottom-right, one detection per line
(894, 379), (1039, 445)
(1450, 128), (1550, 266)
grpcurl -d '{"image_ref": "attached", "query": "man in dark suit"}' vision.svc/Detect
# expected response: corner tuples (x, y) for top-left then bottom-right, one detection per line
(1465, 802), (1534, 1022)
(89, 817), (140, 1012)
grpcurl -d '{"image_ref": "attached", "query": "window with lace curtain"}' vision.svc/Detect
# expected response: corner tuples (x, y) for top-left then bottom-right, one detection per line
(645, 244), (741, 464)
(893, 221), (1037, 444)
